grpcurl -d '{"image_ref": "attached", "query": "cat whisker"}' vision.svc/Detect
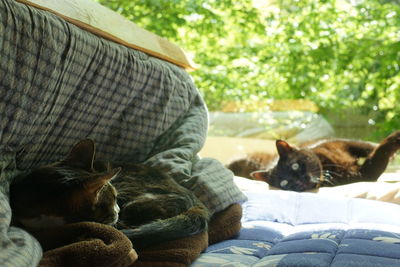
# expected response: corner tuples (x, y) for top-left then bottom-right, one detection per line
(318, 178), (332, 185)
(324, 170), (342, 177)
(322, 164), (345, 170)
(321, 163), (340, 167)
(322, 178), (335, 185)
(321, 171), (338, 185)
(310, 176), (322, 184)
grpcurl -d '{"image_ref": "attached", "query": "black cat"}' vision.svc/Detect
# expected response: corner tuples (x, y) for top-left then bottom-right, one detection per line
(227, 131), (400, 192)
(10, 139), (209, 249)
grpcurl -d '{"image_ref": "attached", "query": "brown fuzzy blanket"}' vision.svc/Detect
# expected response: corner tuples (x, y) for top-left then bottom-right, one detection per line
(133, 203), (243, 267)
(32, 222), (138, 267)
(32, 203), (242, 267)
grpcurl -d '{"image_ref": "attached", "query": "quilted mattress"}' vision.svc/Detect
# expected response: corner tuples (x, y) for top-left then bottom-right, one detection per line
(192, 177), (400, 266)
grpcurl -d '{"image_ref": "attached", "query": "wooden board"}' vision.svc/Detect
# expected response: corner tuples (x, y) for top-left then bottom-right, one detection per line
(16, 0), (196, 70)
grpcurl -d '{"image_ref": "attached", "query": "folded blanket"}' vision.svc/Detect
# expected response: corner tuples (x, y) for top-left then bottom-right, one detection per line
(31, 222), (138, 267)
(208, 203), (242, 245)
(132, 203), (243, 267)
(235, 175), (400, 205)
(23, 203), (241, 267)
(312, 181), (400, 204)
(132, 231), (208, 267)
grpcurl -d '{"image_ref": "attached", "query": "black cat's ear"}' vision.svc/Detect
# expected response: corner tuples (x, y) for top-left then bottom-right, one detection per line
(86, 167), (121, 203)
(64, 139), (96, 170)
(250, 170), (273, 184)
(276, 140), (294, 158)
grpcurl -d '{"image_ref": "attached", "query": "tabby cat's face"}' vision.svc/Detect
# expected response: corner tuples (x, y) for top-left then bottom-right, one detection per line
(10, 139), (121, 230)
(90, 181), (120, 225)
(251, 140), (323, 192)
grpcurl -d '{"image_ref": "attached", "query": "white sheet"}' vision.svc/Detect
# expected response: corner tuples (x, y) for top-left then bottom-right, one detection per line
(236, 176), (400, 233)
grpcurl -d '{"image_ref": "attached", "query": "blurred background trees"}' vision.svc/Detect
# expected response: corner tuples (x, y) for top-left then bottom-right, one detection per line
(97, 0), (400, 141)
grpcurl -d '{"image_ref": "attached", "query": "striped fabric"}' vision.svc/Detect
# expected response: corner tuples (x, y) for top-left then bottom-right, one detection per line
(0, 0), (246, 265)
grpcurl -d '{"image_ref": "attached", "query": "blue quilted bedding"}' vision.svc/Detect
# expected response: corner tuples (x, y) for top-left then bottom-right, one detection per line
(192, 177), (400, 266)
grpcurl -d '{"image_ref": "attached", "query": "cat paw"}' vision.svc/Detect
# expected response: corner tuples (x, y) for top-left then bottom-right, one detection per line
(380, 131), (400, 153)
(385, 130), (400, 146)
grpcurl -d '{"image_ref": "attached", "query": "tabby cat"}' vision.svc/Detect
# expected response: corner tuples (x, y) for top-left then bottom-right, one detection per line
(227, 130), (400, 192)
(10, 139), (209, 249)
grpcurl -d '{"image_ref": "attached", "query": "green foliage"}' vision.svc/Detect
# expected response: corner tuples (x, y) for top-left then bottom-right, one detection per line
(97, 0), (400, 140)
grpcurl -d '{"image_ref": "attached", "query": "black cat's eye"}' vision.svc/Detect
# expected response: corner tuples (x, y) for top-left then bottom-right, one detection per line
(291, 163), (299, 171)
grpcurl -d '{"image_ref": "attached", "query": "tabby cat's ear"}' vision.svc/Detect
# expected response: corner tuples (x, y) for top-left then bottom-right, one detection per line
(64, 139), (96, 170)
(250, 170), (273, 185)
(276, 140), (294, 158)
(86, 167), (121, 203)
